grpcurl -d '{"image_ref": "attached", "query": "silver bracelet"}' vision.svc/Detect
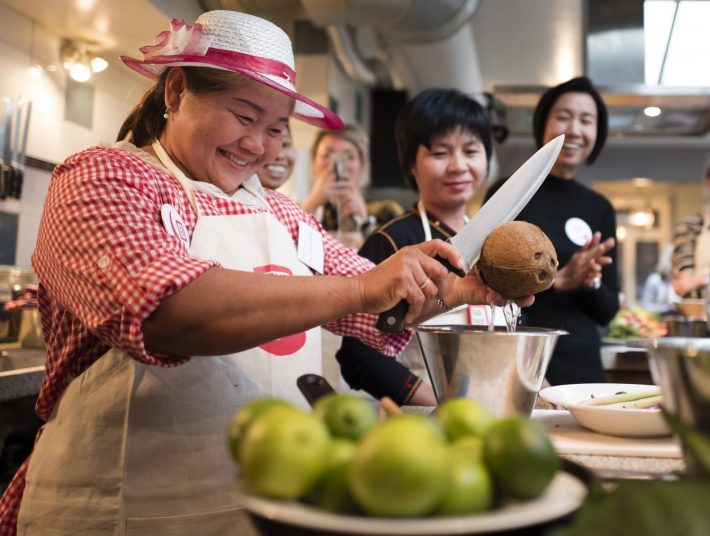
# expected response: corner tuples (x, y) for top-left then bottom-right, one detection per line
(436, 297), (453, 312)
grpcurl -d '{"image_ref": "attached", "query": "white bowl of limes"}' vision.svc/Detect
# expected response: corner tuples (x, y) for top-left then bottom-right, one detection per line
(229, 394), (590, 535)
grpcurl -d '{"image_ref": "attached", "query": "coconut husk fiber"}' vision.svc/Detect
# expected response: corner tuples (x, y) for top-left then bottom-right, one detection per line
(477, 221), (558, 299)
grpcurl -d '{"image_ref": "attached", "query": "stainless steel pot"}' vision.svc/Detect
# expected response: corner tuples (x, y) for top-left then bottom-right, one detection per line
(643, 337), (710, 477)
(414, 325), (566, 418)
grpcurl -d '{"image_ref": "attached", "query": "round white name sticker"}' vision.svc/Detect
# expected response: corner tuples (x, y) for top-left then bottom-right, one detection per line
(564, 217), (593, 246)
(161, 204), (190, 249)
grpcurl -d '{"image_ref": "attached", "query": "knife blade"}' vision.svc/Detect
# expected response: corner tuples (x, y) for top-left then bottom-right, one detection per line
(376, 134), (564, 333)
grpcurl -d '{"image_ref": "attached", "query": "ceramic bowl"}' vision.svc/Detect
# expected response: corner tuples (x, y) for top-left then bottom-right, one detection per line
(538, 383), (670, 438)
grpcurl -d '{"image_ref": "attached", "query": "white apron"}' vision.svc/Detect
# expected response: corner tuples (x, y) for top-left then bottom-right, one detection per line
(17, 143), (321, 535)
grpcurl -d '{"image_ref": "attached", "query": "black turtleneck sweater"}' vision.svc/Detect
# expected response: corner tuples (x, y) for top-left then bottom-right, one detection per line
(484, 174), (620, 384)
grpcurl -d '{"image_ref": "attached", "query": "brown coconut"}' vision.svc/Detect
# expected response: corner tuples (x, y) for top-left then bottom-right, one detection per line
(477, 221), (558, 299)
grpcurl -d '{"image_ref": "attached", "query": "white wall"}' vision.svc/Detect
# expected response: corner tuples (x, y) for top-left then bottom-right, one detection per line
(0, 2), (150, 266)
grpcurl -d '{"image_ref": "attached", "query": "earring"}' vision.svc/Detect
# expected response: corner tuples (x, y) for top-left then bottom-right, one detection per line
(163, 108), (169, 119)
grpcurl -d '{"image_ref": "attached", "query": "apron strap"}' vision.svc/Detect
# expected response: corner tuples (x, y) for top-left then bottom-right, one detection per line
(152, 140), (200, 215)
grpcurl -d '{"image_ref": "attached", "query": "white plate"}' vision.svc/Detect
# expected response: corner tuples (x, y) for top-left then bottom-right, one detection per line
(240, 469), (587, 536)
(538, 383), (670, 438)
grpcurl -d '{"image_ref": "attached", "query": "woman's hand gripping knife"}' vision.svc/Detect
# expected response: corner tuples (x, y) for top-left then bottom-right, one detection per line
(554, 231), (615, 291)
(366, 239), (535, 333)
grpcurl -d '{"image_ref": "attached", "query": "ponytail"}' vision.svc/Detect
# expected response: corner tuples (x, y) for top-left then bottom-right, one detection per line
(116, 70), (169, 146)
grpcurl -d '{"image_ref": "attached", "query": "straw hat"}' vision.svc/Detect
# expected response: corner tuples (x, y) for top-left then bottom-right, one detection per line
(121, 10), (343, 129)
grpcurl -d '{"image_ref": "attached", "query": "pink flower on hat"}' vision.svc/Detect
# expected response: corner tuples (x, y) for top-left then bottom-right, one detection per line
(140, 19), (212, 60)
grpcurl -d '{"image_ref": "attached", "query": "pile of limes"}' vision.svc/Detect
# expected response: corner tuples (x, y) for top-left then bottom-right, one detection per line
(227, 394), (559, 518)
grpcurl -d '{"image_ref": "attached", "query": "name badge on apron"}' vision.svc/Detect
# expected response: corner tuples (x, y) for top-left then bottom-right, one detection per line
(297, 220), (324, 274)
(161, 203), (190, 250)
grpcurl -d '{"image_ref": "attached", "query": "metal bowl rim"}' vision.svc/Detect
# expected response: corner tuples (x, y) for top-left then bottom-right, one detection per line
(412, 324), (567, 336)
(631, 336), (710, 351)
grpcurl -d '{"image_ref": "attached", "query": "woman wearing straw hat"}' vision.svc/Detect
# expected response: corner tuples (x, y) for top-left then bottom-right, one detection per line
(0, 11), (532, 536)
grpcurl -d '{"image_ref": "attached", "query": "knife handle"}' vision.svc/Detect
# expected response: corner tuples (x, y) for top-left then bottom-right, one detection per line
(376, 256), (466, 334)
(376, 300), (409, 333)
(297, 374), (336, 407)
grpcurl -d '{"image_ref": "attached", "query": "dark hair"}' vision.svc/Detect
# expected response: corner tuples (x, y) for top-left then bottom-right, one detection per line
(394, 88), (492, 191)
(116, 67), (253, 146)
(532, 76), (608, 165)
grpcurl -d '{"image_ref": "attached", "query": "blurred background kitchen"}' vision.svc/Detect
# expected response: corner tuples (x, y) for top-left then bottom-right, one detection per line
(1, 0), (709, 490)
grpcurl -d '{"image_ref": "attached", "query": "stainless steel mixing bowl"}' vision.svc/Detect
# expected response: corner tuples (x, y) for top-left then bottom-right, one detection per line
(643, 337), (710, 477)
(414, 325), (566, 418)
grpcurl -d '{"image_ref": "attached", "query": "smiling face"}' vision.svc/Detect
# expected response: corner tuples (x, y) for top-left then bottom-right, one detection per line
(161, 69), (292, 194)
(543, 92), (598, 179)
(257, 127), (296, 189)
(412, 127), (487, 220)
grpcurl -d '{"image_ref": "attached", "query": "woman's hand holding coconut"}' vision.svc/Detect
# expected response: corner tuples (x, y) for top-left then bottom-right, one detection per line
(358, 239), (534, 327)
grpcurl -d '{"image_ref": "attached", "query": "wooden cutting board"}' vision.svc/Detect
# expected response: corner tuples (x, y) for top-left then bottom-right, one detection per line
(532, 409), (682, 458)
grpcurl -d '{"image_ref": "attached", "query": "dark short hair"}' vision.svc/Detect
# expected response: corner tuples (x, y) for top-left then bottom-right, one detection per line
(394, 88), (492, 191)
(532, 76), (608, 165)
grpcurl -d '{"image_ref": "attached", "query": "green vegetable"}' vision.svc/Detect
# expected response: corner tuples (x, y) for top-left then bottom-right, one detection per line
(580, 388), (661, 407)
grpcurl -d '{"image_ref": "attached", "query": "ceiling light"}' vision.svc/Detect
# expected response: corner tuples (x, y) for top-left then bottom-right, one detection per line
(628, 207), (655, 230)
(60, 39), (108, 82)
(90, 55), (108, 73)
(69, 62), (91, 82)
(644, 106), (662, 117)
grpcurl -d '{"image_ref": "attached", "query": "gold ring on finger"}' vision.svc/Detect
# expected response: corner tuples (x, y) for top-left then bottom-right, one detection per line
(419, 278), (431, 291)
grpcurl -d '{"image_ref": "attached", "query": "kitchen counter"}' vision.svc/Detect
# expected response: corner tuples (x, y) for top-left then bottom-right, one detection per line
(0, 348), (687, 479)
(532, 409), (685, 479)
(0, 343), (45, 402)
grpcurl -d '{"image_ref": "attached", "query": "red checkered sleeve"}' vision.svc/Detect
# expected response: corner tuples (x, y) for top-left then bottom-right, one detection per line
(267, 190), (411, 356)
(0, 147), (217, 534)
(31, 148), (219, 418)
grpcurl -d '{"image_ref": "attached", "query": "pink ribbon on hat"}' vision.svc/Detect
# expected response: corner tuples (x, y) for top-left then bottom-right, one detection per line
(136, 19), (297, 86)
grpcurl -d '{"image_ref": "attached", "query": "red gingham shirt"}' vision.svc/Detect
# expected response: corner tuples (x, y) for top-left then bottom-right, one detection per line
(0, 143), (409, 534)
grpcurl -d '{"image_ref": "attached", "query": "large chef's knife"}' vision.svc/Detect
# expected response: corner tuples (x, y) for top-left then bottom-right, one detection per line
(376, 134), (565, 333)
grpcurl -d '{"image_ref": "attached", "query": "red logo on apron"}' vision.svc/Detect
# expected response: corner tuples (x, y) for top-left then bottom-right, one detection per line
(253, 264), (307, 356)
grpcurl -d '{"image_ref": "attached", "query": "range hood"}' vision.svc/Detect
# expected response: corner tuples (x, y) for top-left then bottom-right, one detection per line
(492, 0), (710, 138)
(493, 84), (710, 138)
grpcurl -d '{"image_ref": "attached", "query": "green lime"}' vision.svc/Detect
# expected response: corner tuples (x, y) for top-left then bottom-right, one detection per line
(239, 406), (331, 500)
(226, 398), (290, 461)
(450, 435), (484, 465)
(435, 398), (495, 442)
(483, 416), (559, 500)
(313, 393), (378, 441)
(306, 439), (360, 513)
(348, 414), (448, 517)
(435, 448), (493, 516)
